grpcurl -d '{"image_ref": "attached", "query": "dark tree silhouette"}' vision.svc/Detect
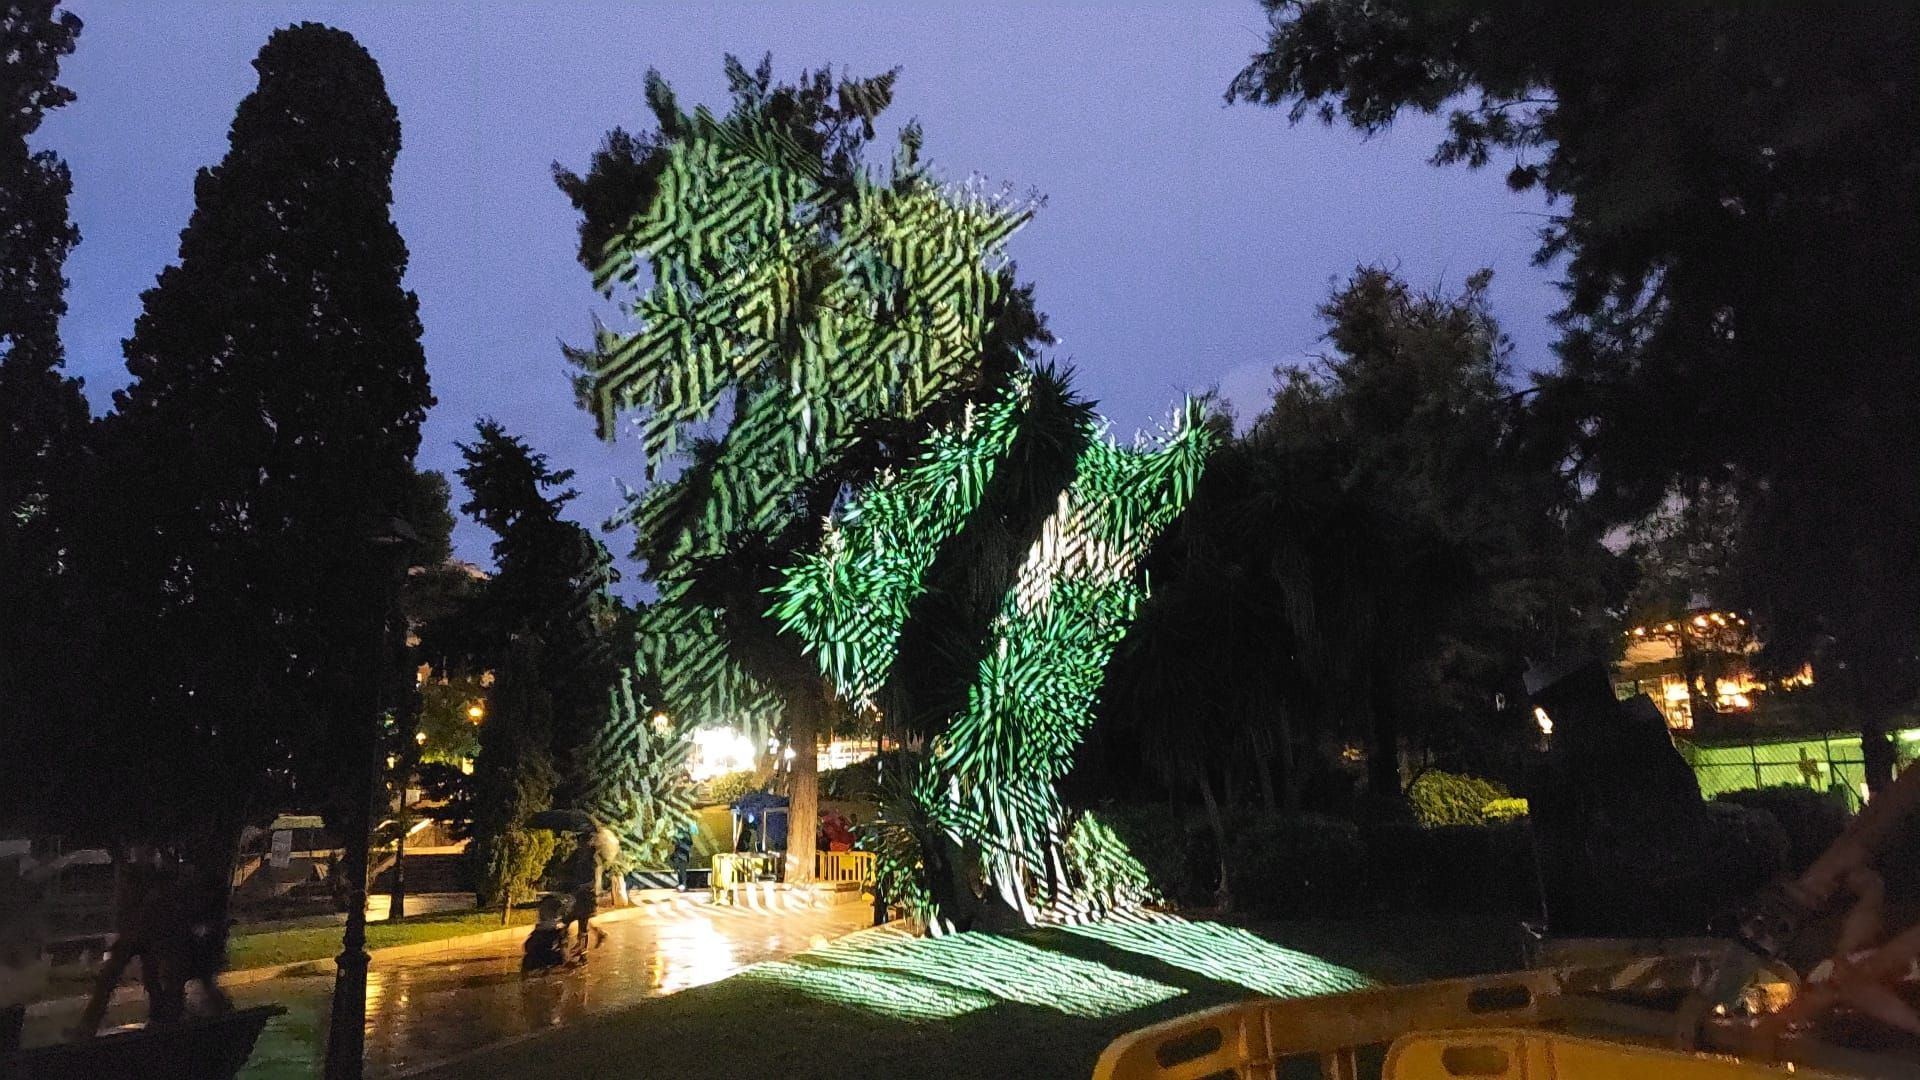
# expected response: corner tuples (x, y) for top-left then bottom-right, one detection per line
(0, 0), (88, 828)
(88, 23), (432, 868)
(1105, 268), (1621, 843)
(1230, 2), (1920, 790)
(453, 420), (622, 810)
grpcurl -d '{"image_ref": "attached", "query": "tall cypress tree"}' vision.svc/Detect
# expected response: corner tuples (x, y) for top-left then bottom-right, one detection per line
(94, 23), (432, 862)
(0, 1), (88, 826)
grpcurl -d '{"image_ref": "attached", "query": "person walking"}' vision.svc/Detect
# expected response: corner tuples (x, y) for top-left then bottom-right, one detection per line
(72, 855), (230, 1039)
(668, 825), (694, 893)
(563, 832), (607, 953)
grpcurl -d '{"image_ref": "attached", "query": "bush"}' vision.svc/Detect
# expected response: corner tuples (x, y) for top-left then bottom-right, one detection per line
(1683, 802), (1790, 923)
(1408, 769), (1512, 828)
(1094, 803), (1196, 905)
(703, 769), (762, 807)
(1064, 811), (1159, 914)
(1363, 819), (1539, 916)
(1714, 785), (1847, 875)
(1223, 812), (1366, 917)
(820, 749), (911, 800)
(1482, 798), (1530, 822)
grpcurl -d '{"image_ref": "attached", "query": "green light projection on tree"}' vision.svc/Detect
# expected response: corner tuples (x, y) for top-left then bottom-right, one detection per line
(580, 664), (697, 869)
(774, 370), (1215, 930)
(571, 71), (1038, 743)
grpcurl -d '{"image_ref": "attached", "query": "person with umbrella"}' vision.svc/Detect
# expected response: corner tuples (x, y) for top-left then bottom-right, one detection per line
(526, 811), (614, 954)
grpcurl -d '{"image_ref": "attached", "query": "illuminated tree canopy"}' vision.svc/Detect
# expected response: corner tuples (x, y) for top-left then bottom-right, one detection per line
(567, 59), (1039, 736)
(774, 369), (1214, 930)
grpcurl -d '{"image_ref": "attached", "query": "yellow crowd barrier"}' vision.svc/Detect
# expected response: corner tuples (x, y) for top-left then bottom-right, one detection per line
(815, 849), (873, 886)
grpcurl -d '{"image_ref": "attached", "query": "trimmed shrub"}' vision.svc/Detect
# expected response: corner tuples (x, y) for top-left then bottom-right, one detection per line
(1482, 798), (1530, 822)
(1714, 785), (1847, 875)
(1408, 769), (1512, 828)
(1225, 812), (1367, 917)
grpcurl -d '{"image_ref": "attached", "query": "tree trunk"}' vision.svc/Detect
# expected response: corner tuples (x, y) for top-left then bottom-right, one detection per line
(1368, 674), (1402, 798)
(783, 678), (823, 885)
(1194, 762), (1231, 910)
(1252, 731), (1278, 815)
(1277, 716), (1301, 811)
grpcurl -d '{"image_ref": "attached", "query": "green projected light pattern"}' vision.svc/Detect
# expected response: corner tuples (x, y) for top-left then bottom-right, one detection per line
(1063, 915), (1374, 1000)
(739, 927), (1183, 1022)
(734, 916), (1372, 1024)
(580, 85), (1037, 735)
(776, 373), (1213, 929)
(581, 665), (698, 869)
(772, 387), (1026, 699)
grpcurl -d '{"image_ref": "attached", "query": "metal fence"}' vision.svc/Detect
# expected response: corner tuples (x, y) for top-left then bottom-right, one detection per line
(1676, 730), (1920, 811)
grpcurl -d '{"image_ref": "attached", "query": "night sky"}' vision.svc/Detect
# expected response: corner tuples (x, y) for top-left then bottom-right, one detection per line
(39, 1), (1561, 570)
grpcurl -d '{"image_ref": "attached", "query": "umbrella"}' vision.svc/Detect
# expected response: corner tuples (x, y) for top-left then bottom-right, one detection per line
(527, 809), (597, 834)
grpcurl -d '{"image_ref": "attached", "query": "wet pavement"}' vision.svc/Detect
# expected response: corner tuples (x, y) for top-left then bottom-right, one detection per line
(23, 897), (872, 1078)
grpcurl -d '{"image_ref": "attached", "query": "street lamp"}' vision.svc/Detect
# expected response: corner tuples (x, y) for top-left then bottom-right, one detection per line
(325, 515), (417, 1080)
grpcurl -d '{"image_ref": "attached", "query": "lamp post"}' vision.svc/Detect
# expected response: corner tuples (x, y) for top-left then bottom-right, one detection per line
(390, 728), (425, 921)
(325, 516), (417, 1080)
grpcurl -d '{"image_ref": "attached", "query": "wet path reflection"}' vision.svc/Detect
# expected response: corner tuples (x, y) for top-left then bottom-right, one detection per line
(26, 899), (869, 1078)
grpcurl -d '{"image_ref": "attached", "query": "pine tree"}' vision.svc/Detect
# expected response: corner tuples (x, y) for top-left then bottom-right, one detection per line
(0, 0), (88, 827)
(467, 638), (558, 911)
(93, 23), (432, 860)
(455, 420), (622, 808)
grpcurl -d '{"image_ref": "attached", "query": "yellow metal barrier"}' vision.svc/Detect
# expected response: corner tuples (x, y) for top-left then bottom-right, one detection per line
(1094, 970), (1560, 1080)
(709, 852), (777, 904)
(815, 850), (873, 887)
(1093, 944), (1886, 1080)
(1384, 1029), (1838, 1079)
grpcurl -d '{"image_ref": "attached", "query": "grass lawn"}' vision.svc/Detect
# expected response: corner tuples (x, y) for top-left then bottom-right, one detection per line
(226, 909), (510, 972)
(416, 912), (1519, 1080)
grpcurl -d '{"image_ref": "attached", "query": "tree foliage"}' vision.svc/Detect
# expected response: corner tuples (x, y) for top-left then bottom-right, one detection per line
(558, 56), (1048, 883)
(467, 639), (558, 909)
(76, 23), (432, 856)
(0, 0), (87, 830)
(775, 370), (1214, 930)
(454, 420), (622, 802)
(1104, 268), (1621, 849)
(1229, 1), (1920, 786)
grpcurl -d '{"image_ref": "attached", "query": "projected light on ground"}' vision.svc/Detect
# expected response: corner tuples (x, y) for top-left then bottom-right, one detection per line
(1063, 915), (1373, 999)
(737, 928), (1185, 1022)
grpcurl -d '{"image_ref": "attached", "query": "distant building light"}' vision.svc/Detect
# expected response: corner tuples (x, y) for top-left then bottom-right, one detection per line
(1533, 707), (1553, 737)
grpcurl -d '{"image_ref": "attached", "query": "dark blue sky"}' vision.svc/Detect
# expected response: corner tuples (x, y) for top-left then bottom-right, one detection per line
(41, 1), (1560, 569)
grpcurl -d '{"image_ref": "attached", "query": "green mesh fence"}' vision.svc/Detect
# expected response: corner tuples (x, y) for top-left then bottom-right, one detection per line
(1676, 729), (1920, 811)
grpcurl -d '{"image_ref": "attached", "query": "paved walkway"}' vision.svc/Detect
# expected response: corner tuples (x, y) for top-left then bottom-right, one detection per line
(23, 897), (873, 1078)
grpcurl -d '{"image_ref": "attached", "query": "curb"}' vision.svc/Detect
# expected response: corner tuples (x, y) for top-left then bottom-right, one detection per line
(27, 884), (864, 1020)
(27, 891), (719, 1018)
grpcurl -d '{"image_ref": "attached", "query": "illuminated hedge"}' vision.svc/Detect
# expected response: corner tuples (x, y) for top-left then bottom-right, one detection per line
(775, 370), (1213, 929)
